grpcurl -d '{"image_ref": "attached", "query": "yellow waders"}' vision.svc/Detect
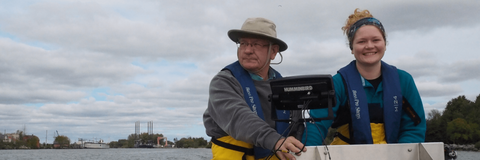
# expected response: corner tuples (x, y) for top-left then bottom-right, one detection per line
(330, 123), (387, 145)
(211, 136), (280, 160)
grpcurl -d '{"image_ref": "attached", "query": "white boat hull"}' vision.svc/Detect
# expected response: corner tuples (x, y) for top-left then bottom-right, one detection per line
(294, 142), (444, 160)
(84, 143), (110, 149)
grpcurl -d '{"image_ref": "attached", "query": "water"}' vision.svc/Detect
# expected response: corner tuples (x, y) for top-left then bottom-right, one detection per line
(0, 148), (213, 160)
(455, 151), (480, 160)
(0, 149), (479, 160)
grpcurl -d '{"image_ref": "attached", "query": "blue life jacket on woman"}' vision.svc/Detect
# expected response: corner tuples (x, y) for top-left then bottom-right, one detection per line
(337, 60), (402, 144)
(224, 61), (290, 158)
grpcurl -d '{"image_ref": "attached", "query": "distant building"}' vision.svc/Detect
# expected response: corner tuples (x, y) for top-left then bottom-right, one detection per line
(2, 133), (20, 143)
(1, 134), (8, 143)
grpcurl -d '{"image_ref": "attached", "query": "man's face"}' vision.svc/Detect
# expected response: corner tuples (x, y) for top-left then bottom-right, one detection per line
(237, 37), (278, 74)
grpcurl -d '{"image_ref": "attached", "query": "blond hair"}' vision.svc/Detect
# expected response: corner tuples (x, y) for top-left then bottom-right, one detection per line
(342, 8), (386, 50)
(341, 8), (373, 36)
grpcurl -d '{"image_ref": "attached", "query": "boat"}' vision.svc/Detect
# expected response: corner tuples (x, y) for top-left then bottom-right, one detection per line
(84, 139), (110, 149)
(294, 142), (444, 160)
(134, 139), (154, 148)
(444, 145), (457, 160)
(136, 144), (154, 148)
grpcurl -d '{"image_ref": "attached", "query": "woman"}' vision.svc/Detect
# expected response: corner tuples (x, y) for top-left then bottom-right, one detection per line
(304, 8), (426, 145)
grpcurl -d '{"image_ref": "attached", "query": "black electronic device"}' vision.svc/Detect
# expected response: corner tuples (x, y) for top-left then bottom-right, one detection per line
(269, 74), (336, 122)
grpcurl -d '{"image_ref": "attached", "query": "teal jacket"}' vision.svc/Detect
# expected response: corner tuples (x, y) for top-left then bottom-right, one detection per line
(303, 61), (426, 145)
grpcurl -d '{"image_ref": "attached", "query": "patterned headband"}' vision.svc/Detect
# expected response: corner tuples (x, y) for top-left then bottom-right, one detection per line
(348, 17), (385, 49)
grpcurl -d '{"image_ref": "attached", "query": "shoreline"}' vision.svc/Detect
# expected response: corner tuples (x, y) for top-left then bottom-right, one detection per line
(445, 144), (479, 152)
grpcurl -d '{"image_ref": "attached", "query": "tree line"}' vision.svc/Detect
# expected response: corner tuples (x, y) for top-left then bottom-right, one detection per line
(1, 131), (209, 149)
(0, 131), (40, 149)
(109, 133), (208, 148)
(425, 94), (480, 149)
(110, 133), (169, 148)
(175, 137), (209, 148)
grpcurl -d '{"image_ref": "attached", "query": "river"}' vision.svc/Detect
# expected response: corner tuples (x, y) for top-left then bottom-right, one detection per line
(0, 149), (479, 160)
(455, 151), (480, 160)
(0, 148), (212, 160)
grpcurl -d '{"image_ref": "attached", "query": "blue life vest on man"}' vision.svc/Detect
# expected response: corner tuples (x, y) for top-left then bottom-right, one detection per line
(337, 60), (402, 144)
(224, 61), (290, 158)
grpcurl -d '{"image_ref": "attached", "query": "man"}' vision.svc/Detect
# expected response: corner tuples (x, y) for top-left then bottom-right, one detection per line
(203, 17), (306, 160)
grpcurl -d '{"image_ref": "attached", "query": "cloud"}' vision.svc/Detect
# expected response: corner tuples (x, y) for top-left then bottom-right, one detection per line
(0, 88), (86, 104)
(440, 59), (480, 83)
(416, 81), (463, 98)
(388, 51), (441, 78)
(375, 1), (480, 32)
(0, 38), (143, 104)
(423, 102), (447, 115)
(0, 1), (230, 61)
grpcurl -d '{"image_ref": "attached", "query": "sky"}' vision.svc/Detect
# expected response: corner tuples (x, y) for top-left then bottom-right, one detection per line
(1, 0), (479, 144)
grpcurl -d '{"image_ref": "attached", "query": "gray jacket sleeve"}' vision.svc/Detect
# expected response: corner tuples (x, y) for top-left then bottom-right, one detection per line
(203, 70), (283, 150)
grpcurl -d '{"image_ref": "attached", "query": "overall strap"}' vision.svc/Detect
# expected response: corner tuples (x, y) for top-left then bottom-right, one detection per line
(338, 60), (372, 144)
(223, 61), (290, 158)
(211, 137), (254, 160)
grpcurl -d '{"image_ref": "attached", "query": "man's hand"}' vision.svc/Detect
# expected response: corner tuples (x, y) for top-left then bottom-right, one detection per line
(274, 136), (306, 160)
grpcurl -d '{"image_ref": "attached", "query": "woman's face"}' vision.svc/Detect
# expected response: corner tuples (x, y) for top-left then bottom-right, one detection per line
(352, 25), (386, 67)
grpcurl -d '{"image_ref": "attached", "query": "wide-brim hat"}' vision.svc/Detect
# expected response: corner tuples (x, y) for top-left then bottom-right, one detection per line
(228, 17), (288, 52)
